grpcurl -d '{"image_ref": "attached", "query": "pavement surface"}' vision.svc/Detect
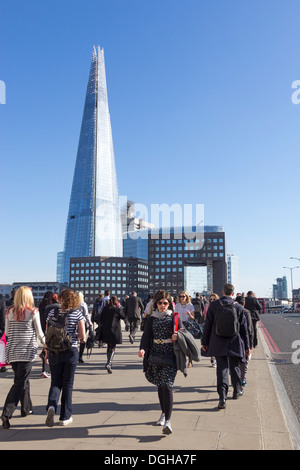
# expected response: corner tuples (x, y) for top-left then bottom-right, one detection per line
(0, 323), (298, 452)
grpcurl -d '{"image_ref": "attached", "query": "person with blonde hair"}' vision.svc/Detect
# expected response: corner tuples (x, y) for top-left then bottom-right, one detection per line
(1, 286), (45, 429)
(175, 291), (195, 368)
(76, 291), (92, 364)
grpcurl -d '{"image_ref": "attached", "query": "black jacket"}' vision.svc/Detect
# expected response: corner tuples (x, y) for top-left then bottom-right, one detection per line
(124, 295), (144, 320)
(201, 296), (250, 359)
(244, 296), (261, 322)
(140, 313), (183, 372)
(101, 305), (126, 345)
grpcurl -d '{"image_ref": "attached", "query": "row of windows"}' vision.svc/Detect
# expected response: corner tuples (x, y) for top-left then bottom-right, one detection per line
(71, 269), (148, 277)
(150, 253), (223, 260)
(150, 245), (224, 252)
(71, 261), (147, 269)
(150, 237), (224, 244)
(70, 286), (128, 297)
(71, 261), (129, 268)
(70, 284), (148, 292)
(152, 251), (223, 259)
(150, 267), (183, 274)
(149, 270), (183, 278)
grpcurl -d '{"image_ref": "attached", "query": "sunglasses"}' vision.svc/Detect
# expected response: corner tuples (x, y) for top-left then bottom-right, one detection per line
(179, 295), (186, 298)
(157, 301), (169, 306)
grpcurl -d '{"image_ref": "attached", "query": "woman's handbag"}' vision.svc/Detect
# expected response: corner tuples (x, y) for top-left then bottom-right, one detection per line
(183, 320), (203, 339)
(0, 334), (10, 367)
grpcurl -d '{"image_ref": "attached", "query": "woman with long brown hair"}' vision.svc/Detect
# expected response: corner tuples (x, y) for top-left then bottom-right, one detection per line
(101, 295), (126, 374)
(45, 289), (85, 427)
(138, 291), (182, 435)
(1, 286), (45, 429)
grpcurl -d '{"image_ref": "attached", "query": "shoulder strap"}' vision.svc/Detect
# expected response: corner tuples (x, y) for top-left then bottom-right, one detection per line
(53, 306), (61, 319)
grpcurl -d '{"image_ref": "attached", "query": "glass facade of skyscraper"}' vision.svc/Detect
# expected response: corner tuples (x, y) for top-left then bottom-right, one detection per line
(60, 46), (123, 283)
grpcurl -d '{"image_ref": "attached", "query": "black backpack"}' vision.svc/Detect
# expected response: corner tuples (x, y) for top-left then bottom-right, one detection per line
(214, 301), (240, 338)
(46, 308), (73, 353)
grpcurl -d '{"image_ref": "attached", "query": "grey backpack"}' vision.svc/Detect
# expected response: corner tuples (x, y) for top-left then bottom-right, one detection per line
(46, 308), (73, 353)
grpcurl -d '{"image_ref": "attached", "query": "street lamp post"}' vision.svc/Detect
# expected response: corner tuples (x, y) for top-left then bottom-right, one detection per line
(283, 266), (300, 299)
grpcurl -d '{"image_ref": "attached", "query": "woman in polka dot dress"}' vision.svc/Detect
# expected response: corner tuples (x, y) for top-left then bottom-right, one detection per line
(138, 291), (183, 435)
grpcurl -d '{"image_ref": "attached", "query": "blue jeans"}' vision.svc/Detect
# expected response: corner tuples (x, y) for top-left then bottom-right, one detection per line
(47, 347), (78, 421)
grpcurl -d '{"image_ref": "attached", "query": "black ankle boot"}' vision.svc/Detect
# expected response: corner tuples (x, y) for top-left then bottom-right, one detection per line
(105, 349), (115, 374)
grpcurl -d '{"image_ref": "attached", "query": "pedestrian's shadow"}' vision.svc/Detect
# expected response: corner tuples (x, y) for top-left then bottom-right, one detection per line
(0, 421), (167, 444)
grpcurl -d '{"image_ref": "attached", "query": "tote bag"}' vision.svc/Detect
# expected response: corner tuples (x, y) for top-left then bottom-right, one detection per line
(0, 334), (10, 367)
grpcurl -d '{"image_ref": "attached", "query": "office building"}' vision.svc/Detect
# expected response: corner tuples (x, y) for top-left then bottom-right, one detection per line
(123, 226), (227, 297)
(69, 256), (148, 307)
(59, 46), (123, 284)
(11, 282), (64, 307)
(147, 226), (227, 297)
(273, 276), (288, 300)
(227, 252), (240, 293)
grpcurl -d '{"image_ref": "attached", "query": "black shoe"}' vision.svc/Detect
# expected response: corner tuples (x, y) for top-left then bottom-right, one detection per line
(1, 416), (10, 429)
(21, 410), (33, 417)
(233, 389), (243, 399)
(218, 399), (226, 409)
(78, 358), (84, 364)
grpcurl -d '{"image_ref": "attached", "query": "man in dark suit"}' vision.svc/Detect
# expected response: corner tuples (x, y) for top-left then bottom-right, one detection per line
(124, 291), (144, 344)
(201, 283), (250, 409)
(244, 291), (262, 348)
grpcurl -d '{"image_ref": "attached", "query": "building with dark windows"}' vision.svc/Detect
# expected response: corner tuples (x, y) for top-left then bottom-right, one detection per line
(69, 256), (148, 307)
(123, 226), (227, 298)
(273, 276), (288, 300)
(147, 227), (226, 298)
(11, 282), (67, 307)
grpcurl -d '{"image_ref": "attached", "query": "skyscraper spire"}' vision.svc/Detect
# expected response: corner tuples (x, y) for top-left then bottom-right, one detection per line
(60, 46), (123, 283)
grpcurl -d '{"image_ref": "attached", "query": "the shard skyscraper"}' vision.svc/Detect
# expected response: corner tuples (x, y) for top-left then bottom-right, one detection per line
(59, 46), (123, 284)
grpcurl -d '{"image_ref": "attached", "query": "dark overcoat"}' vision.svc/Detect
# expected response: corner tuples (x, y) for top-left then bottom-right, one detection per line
(124, 295), (144, 320)
(201, 296), (250, 360)
(244, 296), (262, 322)
(101, 305), (126, 345)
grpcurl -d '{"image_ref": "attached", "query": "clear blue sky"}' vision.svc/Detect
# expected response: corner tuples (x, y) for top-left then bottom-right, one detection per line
(1, 0), (300, 297)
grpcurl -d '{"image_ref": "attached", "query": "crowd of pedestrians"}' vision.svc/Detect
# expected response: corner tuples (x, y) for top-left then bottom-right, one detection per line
(0, 283), (261, 433)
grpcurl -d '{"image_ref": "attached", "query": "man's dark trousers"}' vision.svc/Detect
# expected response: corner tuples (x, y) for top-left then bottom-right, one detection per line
(216, 356), (242, 399)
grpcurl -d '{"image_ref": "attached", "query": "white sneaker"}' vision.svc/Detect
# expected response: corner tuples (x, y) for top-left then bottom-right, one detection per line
(45, 406), (55, 427)
(59, 416), (73, 426)
(41, 371), (50, 378)
(156, 413), (165, 426)
(162, 420), (172, 434)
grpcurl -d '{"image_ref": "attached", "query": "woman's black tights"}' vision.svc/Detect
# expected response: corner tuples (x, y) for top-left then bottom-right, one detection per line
(158, 384), (173, 421)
